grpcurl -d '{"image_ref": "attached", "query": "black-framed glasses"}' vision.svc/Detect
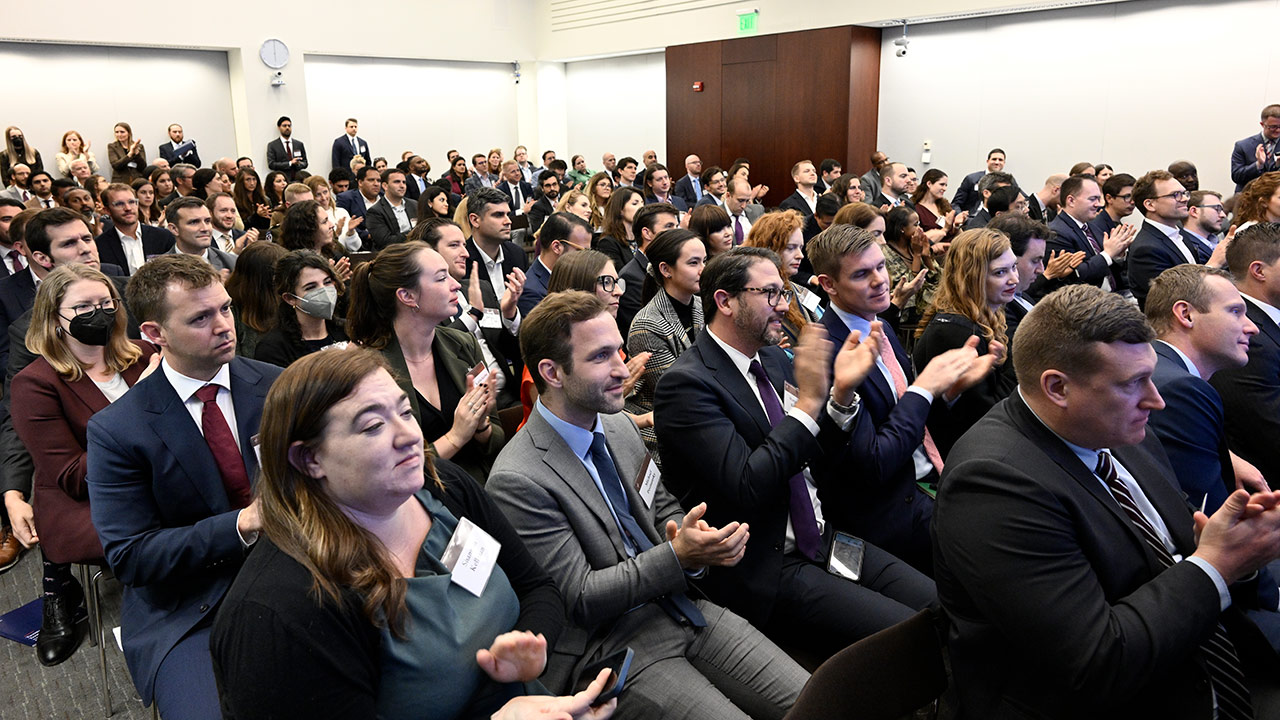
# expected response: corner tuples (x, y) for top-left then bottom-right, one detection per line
(60, 298), (117, 318)
(1155, 190), (1190, 201)
(740, 287), (795, 305)
(1196, 204), (1226, 213)
(596, 275), (625, 293)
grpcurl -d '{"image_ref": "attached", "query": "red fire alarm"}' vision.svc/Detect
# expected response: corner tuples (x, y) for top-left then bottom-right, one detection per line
(692, 82), (704, 92)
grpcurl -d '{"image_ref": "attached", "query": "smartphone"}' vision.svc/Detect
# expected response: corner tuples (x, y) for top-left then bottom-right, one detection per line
(826, 531), (866, 583)
(574, 647), (634, 705)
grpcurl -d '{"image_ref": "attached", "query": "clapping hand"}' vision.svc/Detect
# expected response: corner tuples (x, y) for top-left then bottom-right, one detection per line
(477, 631), (547, 683)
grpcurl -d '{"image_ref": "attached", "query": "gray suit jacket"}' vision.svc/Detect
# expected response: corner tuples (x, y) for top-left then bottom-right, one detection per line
(169, 245), (236, 273)
(486, 409), (693, 692)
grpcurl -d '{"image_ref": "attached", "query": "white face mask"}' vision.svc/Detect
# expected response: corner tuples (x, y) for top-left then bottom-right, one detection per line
(291, 285), (338, 320)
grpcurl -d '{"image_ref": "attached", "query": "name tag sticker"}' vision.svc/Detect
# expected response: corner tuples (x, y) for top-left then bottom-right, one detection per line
(469, 361), (491, 388)
(634, 454), (660, 508)
(799, 290), (821, 313)
(783, 382), (800, 413)
(293, 150), (302, 158)
(480, 307), (503, 329)
(441, 517), (501, 597)
(250, 433), (262, 467)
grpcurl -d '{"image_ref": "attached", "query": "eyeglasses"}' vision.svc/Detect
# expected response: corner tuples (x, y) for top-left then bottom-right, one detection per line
(1115, 193), (1133, 202)
(60, 298), (117, 318)
(740, 287), (795, 305)
(560, 239), (588, 251)
(596, 275), (625, 293)
(1195, 204), (1226, 213)
(1154, 190), (1190, 201)
(109, 198), (139, 208)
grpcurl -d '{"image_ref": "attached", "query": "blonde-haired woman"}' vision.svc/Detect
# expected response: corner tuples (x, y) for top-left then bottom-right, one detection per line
(555, 188), (593, 224)
(1, 126), (44, 186)
(12, 263), (158, 666)
(56, 131), (100, 179)
(305, 175), (362, 251)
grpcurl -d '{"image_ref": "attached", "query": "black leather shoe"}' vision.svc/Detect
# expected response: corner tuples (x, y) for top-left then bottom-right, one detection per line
(36, 586), (83, 667)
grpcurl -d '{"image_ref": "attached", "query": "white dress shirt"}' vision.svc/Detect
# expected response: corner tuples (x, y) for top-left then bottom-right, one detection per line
(161, 359), (241, 450)
(471, 241), (522, 332)
(116, 224), (146, 272)
(1145, 218), (1196, 264)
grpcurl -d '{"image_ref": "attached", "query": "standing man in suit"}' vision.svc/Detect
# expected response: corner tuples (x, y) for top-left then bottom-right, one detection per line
(402, 154), (430, 202)
(0, 198), (27, 277)
(265, 116), (307, 181)
(165, 197), (237, 274)
(952, 148), (1006, 214)
(858, 151), (889, 200)
(329, 118), (370, 175)
(1232, 104), (1280, 192)
(808, 225), (999, 573)
(1212, 223), (1280, 489)
(497, 160), (536, 221)
(934, 283), (1280, 718)
(1127, 170), (1227, 309)
(364, 168), (417, 251)
(1145, 265), (1264, 511)
(527, 171), (560, 237)
(518, 212), (589, 317)
(158, 124), (201, 168)
(654, 247), (937, 661)
(871, 162), (912, 210)
(1027, 173), (1066, 223)
(335, 166), (381, 247)
(95, 184), (175, 275)
(724, 178), (763, 247)
(1089, 173), (1136, 238)
(1044, 175), (1137, 297)
(673, 155), (703, 208)
(487, 290), (810, 717)
(778, 160), (819, 219)
(88, 254), (282, 719)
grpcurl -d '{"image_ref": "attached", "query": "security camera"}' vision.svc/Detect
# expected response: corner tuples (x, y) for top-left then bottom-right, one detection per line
(896, 47), (908, 57)
(270, 71), (285, 87)
(893, 20), (910, 58)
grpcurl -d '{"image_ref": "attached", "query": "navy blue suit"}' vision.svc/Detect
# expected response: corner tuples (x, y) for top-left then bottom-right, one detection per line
(335, 189), (373, 245)
(815, 308), (935, 572)
(672, 174), (701, 207)
(1045, 212), (1123, 293)
(330, 135), (370, 174)
(94, 225), (176, 275)
(778, 190), (815, 218)
(1231, 133), (1278, 192)
(645, 194), (688, 213)
(498, 180), (535, 216)
(1211, 298), (1280, 490)
(158, 141), (201, 168)
(1148, 341), (1234, 512)
(87, 357), (283, 707)
(517, 257), (551, 318)
(1127, 221), (1210, 309)
(950, 170), (986, 214)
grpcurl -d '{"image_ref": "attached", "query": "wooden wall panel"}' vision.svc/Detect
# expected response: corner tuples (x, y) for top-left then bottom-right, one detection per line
(771, 27), (854, 205)
(665, 41), (723, 176)
(847, 27), (882, 177)
(720, 60), (776, 182)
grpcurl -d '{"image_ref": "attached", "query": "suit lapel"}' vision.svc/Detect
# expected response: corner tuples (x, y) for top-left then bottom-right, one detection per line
(1246, 300), (1280, 350)
(228, 358), (267, 482)
(696, 332), (774, 438)
(141, 373), (229, 514)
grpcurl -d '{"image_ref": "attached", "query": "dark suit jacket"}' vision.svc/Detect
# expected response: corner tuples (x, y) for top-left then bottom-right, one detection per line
(1047, 212), (1118, 290)
(157, 141), (200, 168)
(1004, 296), (1032, 343)
(517, 257), (551, 318)
(527, 196), (555, 235)
(653, 329), (851, 626)
(87, 357), (282, 703)
(778, 189), (816, 218)
(816, 309), (935, 569)
(617, 250), (648, 338)
(11, 341), (155, 564)
(446, 275), (523, 410)
(1027, 195), (1057, 223)
(330, 135), (370, 174)
(1232, 133), (1277, 192)
(951, 170), (986, 214)
(364, 197), (417, 251)
(1127, 221), (1210, 309)
(644, 194), (689, 213)
(695, 194), (725, 208)
(466, 238), (528, 293)
(335, 189), (375, 245)
(871, 191), (911, 211)
(498, 179), (535, 215)
(963, 206), (991, 230)
(1211, 298), (1280, 489)
(1149, 341), (1234, 512)
(94, 224), (176, 275)
(403, 173), (429, 202)
(934, 390), (1278, 719)
(266, 137), (308, 180)
(672, 174), (701, 207)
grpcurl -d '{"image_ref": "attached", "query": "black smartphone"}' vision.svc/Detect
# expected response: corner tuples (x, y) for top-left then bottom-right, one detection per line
(827, 531), (866, 583)
(574, 647), (634, 705)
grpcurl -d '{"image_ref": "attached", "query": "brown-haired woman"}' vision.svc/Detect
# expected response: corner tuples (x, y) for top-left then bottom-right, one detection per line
(595, 186), (644, 271)
(1233, 170), (1280, 229)
(210, 346), (615, 719)
(107, 122), (146, 184)
(346, 242), (505, 483)
(13, 264), (159, 666)
(226, 241), (288, 359)
(253, 250), (348, 367)
(585, 171), (613, 231)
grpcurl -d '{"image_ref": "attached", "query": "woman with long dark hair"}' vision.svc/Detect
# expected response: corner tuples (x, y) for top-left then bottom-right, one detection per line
(234, 168), (273, 232)
(595, 186), (643, 271)
(254, 250), (349, 367)
(436, 155), (469, 197)
(417, 185), (453, 222)
(226, 241), (288, 359)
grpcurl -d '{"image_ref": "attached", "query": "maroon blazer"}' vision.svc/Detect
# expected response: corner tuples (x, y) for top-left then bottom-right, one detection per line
(12, 340), (155, 564)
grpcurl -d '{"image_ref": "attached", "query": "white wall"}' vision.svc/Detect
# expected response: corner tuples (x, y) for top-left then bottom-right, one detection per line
(877, 0), (1275, 197)
(303, 55), (520, 177)
(0, 42), (236, 177)
(563, 53), (667, 173)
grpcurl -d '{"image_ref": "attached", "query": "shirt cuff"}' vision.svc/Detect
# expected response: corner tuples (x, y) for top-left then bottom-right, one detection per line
(503, 311), (521, 334)
(1100, 251), (1114, 266)
(786, 406), (820, 437)
(461, 312), (480, 333)
(1185, 556), (1232, 612)
(235, 510), (259, 548)
(825, 396), (860, 431)
(905, 386), (934, 404)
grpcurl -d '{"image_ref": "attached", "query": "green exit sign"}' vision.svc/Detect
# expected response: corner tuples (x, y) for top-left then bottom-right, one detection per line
(738, 11), (758, 35)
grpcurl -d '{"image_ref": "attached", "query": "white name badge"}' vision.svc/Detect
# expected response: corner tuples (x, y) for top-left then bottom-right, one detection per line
(250, 433), (262, 467)
(293, 150), (303, 158)
(469, 360), (492, 389)
(799, 290), (821, 313)
(441, 516), (501, 597)
(783, 382), (799, 413)
(633, 454), (661, 509)
(480, 307), (503, 329)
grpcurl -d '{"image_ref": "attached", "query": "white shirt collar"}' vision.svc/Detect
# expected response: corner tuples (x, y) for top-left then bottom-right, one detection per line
(161, 358), (232, 404)
(1242, 292), (1280, 328)
(705, 325), (759, 380)
(1155, 339), (1201, 379)
(1144, 217), (1182, 240)
(474, 241), (503, 269)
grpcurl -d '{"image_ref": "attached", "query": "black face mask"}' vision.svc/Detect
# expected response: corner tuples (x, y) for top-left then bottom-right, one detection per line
(65, 308), (114, 346)
(11, 137), (23, 151)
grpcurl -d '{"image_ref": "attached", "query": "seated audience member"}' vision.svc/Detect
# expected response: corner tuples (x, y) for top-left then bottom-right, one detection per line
(86, 254), (284, 718)
(336, 166), (383, 246)
(962, 172), (1015, 229)
(951, 148), (1005, 213)
(165, 196), (237, 273)
(253, 250), (348, 367)
(132, 178), (163, 227)
(555, 188), (593, 225)
(150, 168), (175, 208)
(165, 163), (198, 205)
(106, 123), (146, 184)
(933, 283), (1280, 719)
(68, 159), (94, 188)
(263, 170), (288, 209)
(306, 175), (361, 252)
(815, 158), (841, 194)
(496, 160), (536, 221)
(808, 226), (997, 572)
(1094, 164), (1114, 184)
(672, 154), (702, 207)
(210, 347), (613, 720)
(1231, 103), (1280, 192)
(615, 156), (640, 189)
(745, 209), (820, 344)
(872, 162), (912, 209)
(641, 162), (687, 213)
(909, 169), (965, 243)
(655, 246), (937, 660)
(464, 154), (493, 193)
(1088, 172), (1136, 238)
(595, 187), (645, 271)
(412, 218), (523, 410)
(724, 177), (765, 246)
(346, 242), (505, 483)
(437, 154), (470, 198)
(0, 198), (24, 273)
(1068, 161), (1096, 177)
(1027, 173), (1066, 223)
(1044, 174), (1137, 297)
(728, 161), (769, 204)
(55, 131), (98, 179)
(208, 193), (257, 257)
(695, 166), (728, 209)
(519, 211), (590, 317)
(987, 213), (1078, 341)
(13, 264), (157, 666)
(1145, 265), (1264, 512)
(279, 200), (349, 274)
(62, 187), (100, 236)
(1212, 223), (1280, 489)
(416, 185), (454, 224)
(859, 151), (889, 200)
(1127, 170), (1227, 309)
(566, 154), (593, 190)
(912, 229), (1019, 457)
(1170, 160), (1200, 193)
(24, 170), (56, 210)
(882, 205), (942, 336)
(801, 193), (840, 248)
(327, 167), (353, 196)
(486, 291), (806, 718)
(1229, 171), (1280, 232)
(225, 241), (287, 359)
(586, 171), (614, 230)
(827, 174), (865, 207)
(689, 203), (733, 260)
(778, 160), (820, 218)
(1184, 190), (1229, 249)
(616, 204), (679, 338)
(366, 168), (418, 251)
(0, 163), (32, 203)
(626, 229), (706, 454)
(833, 201), (885, 237)
(528, 170), (560, 234)
(95, 183), (176, 275)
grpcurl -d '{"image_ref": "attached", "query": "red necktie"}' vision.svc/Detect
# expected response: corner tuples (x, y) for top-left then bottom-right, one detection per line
(9, 250), (23, 273)
(195, 384), (252, 508)
(284, 140), (292, 158)
(878, 338), (944, 473)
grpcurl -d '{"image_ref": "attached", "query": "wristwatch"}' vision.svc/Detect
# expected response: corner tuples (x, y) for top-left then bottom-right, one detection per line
(467, 307), (484, 322)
